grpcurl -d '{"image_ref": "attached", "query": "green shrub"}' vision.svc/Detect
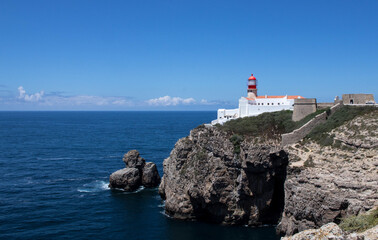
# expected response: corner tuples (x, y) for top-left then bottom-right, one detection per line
(230, 134), (243, 154)
(306, 106), (377, 146)
(339, 208), (378, 233)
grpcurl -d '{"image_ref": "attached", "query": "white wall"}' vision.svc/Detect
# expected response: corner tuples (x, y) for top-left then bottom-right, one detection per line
(212, 96), (296, 125)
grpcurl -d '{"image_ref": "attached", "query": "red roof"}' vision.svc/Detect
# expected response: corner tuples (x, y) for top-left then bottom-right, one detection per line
(246, 95), (304, 100)
(248, 74), (256, 80)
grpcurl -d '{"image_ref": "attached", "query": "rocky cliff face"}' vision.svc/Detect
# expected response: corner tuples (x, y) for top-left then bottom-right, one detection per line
(159, 125), (288, 225)
(277, 112), (378, 235)
(159, 109), (377, 235)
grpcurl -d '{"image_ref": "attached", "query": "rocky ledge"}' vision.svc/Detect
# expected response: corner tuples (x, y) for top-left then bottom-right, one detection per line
(282, 223), (378, 240)
(109, 150), (161, 191)
(159, 125), (288, 225)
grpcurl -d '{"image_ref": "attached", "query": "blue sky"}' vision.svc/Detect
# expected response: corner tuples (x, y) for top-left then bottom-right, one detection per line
(0, 0), (377, 110)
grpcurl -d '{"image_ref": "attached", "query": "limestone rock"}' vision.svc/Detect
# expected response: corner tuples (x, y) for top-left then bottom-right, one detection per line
(159, 125), (288, 225)
(142, 162), (161, 187)
(281, 223), (345, 240)
(277, 111), (378, 236)
(352, 225), (378, 240)
(109, 150), (161, 191)
(281, 223), (378, 240)
(109, 168), (141, 191)
(123, 150), (145, 170)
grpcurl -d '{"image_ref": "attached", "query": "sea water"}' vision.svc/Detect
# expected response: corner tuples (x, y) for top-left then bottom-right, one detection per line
(0, 112), (279, 240)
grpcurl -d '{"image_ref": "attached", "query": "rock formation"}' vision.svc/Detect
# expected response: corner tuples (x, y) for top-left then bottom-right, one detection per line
(109, 168), (141, 191)
(109, 150), (161, 191)
(159, 108), (377, 236)
(277, 112), (378, 236)
(159, 125), (288, 225)
(281, 223), (378, 240)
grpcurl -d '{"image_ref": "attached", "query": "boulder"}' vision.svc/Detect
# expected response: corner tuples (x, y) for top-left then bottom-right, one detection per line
(142, 162), (161, 187)
(109, 168), (141, 191)
(109, 150), (161, 192)
(123, 150), (145, 170)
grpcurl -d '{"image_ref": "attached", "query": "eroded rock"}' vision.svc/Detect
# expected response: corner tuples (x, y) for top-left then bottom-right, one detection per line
(109, 150), (161, 191)
(109, 168), (141, 191)
(281, 223), (378, 240)
(123, 150), (145, 170)
(277, 111), (378, 236)
(142, 162), (161, 187)
(159, 125), (288, 225)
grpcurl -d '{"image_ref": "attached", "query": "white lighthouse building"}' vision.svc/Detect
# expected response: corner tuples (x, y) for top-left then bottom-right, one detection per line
(211, 74), (304, 125)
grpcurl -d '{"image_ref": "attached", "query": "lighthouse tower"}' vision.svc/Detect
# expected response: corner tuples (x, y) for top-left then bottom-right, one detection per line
(247, 74), (257, 98)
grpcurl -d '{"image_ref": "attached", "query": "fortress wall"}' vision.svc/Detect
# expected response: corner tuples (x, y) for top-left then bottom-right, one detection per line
(342, 94), (375, 105)
(292, 98), (317, 121)
(282, 103), (342, 146)
(329, 102), (343, 114)
(317, 102), (334, 109)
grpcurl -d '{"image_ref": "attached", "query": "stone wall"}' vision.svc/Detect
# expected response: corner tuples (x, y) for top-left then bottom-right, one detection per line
(316, 102), (334, 109)
(342, 94), (375, 105)
(282, 103), (342, 146)
(292, 98), (317, 121)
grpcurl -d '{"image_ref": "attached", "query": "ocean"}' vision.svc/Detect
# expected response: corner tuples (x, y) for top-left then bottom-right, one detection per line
(0, 111), (280, 240)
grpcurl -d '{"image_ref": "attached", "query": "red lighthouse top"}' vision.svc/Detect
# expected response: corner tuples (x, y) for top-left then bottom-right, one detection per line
(248, 74), (256, 80)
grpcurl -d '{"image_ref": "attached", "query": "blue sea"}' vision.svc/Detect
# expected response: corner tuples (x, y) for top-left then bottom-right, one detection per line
(0, 112), (279, 240)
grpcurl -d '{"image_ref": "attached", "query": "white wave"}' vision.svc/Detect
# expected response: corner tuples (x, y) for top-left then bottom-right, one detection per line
(160, 210), (172, 218)
(158, 200), (165, 208)
(77, 180), (110, 193)
(134, 186), (145, 193)
(117, 186), (145, 194)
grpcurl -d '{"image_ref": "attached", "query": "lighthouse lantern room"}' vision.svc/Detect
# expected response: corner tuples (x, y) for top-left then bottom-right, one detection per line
(247, 74), (257, 98)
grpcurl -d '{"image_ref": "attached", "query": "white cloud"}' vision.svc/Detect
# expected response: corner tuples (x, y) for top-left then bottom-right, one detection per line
(146, 96), (196, 106)
(18, 86), (44, 102)
(43, 95), (131, 106)
(16, 86), (131, 106)
(200, 99), (218, 105)
(12, 87), (226, 109)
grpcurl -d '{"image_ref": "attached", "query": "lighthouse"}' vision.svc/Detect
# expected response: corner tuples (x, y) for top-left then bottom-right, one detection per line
(247, 74), (257, 98)
(211, 72), (305, 125)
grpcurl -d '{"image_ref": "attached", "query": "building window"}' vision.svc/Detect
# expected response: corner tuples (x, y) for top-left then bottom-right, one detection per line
(272, 103), (274, 105)
(267, 103), (269, 105)
(278, 103), (280, 105)
(262, 103), (264, 105)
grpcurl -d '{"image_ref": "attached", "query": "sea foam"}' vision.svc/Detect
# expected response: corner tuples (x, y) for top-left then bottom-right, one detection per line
(77, 180), (110, 193)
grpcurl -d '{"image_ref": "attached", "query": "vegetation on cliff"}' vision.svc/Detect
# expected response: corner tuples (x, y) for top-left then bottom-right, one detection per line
(339, 208), (378, 233)
(305, 106), (377, 146)
(216, 109), (328, 140)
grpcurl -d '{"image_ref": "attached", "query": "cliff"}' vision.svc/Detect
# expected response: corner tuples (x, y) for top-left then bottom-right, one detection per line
(159, 107), (377, 235)
(277, 110), (378, 235)
(159, 125), (288, 225)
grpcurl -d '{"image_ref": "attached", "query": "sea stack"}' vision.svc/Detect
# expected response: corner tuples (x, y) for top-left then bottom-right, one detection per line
(109, 150), (161, 191)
